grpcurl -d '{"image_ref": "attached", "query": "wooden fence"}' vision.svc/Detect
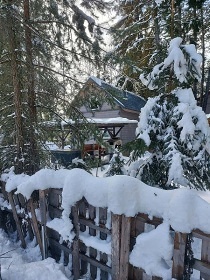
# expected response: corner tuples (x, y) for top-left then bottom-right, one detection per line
(1, 183), (210, 279)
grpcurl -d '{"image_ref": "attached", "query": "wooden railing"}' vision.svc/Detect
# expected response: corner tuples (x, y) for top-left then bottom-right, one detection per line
(1, 184), (210, 279)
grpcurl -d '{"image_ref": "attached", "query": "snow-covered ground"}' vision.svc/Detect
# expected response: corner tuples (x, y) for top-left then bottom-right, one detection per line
(0, 229), (70, 280)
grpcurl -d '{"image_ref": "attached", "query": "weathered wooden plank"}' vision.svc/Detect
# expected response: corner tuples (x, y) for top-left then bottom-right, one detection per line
(100, 252), (109, 280)
(7, 192), (26, 248)
(48, 237), (72, 254)
(64, 250), (69, 266)
(172, 232), (187, 279)
(89, 247), (97, 278)
(78, 200), (87, 232)
(194, 258), (210, 275)
(0, 209), (7, 232)
(133, 267), (143, 279)
(111, 213), (121, 280)
(49, 188), (62, 196)
(99, 207), (109, 280)
(48, 204), (62, 219)
(128, 264), (134, 280)
(89, 204), (96, 236)
(119, 215), (131, 280)
(99, 207), (107, 240)
(47, 226), (60, 241)
(135, 217), (145, 236)
(48, 191), (59, 208)
(71, 204), (80, 279)
(48, 239), (61, 262)
(79, 241), (87, 276)
(39, 190), (47, 259)
(88, 204), (97, 278)
(152, 276), (162, 280)
(192, 229), (210, 242)
(79, 253), (112, 274)
(17, 194), (27, 208)
(13, 194), (20, 207)
(136, 213), (163, 227)
(28, 199), (43, 257)
(130, 217), (137, 252)
(79, 218), (111, 235)
(0, 181), (9, 201)
(39, 190), (47, 226)
(200, 239), (210, 279)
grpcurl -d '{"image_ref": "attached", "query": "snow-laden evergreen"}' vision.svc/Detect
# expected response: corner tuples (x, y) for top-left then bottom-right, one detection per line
(140, 37), (202, 90)
(129, 88), (210, 190)
(104, 149), (126, 177)
(129, 37), (210, 190)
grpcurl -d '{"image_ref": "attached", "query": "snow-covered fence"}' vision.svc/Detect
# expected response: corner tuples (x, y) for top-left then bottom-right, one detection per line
(1, 168), (210, 279)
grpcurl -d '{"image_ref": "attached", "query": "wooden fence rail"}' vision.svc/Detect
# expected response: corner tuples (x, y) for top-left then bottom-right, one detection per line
(1, 184), (210, 279)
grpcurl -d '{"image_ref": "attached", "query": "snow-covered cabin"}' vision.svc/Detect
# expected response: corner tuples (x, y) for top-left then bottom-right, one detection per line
(77, 76), (146, 145)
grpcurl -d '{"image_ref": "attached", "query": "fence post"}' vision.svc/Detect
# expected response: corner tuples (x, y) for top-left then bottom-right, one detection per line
(172, 232), (188, 279)
(71, 204), (80, 280)
(120, 215), (131, 280)
(111, 213), (122, 280)
(39, 190), (47, 259)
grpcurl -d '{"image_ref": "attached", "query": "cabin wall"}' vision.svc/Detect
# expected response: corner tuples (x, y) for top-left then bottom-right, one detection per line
(80, 102), (120, 118)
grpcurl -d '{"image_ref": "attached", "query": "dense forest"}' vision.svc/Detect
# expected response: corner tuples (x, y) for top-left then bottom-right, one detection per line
(0, 0), (210, 177)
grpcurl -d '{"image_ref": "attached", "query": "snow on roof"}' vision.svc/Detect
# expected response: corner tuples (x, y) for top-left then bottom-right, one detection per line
(89, 75), (102, 86)
(43, 117), (137, 128)
(88, 76), (146, 112)
(86, 117), (137, 125)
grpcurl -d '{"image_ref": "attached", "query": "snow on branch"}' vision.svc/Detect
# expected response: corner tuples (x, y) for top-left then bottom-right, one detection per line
(140, 37), (202, 90)
(71, 4), (95, 33)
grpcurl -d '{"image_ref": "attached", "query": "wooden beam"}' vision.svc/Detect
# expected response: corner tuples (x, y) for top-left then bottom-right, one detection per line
(39, 190), (47, 259)
(48, 238), (72, 255)
(194, 258), (210, 275)
(71, 204), (80, 279)
(28, 199), (43, 258)
(119, 215), (131, 280)
(7, 192), (26, 249)
(79, 253), (111, 274)
(79, 217), (111, 235)
(111, 213), (121, 280)
(172, 232), (187, 279)
(200, 238), (210, 279)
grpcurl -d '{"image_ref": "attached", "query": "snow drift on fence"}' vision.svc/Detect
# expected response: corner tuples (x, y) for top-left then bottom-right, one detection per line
(2, 167), (210, 279)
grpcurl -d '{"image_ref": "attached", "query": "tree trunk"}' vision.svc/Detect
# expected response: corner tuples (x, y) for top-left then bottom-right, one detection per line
(6, 5), (25, 174)
(200, 6), (205, 107)
(24, 0), (40, 174)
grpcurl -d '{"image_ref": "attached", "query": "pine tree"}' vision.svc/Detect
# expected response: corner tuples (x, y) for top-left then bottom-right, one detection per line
(128, 37), (210, 190)
(104, 150), (126, 177)
(0, 0), (112, 174)
(109, 0), (210, 100)
(108, 0), (161, 98)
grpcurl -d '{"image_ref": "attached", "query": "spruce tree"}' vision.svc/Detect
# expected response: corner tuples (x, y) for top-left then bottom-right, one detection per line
(128, 37), (210, 190)
(109, 0), (210, 101)
(104, 150), (126, 177)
